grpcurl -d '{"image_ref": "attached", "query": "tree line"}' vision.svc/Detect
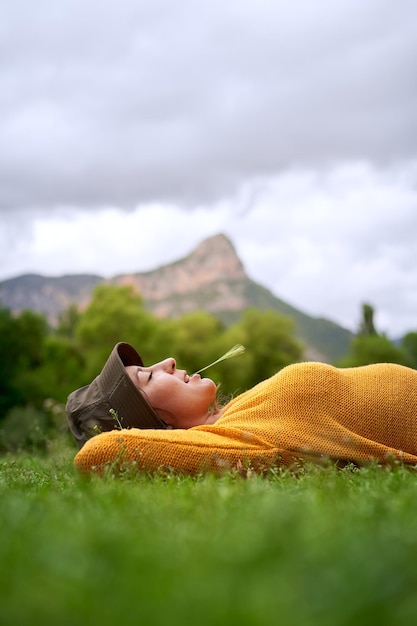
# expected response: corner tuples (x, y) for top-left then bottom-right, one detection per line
(0, 285), (416, 452)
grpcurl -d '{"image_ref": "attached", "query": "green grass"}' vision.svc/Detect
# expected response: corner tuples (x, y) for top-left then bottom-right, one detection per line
(1, 441), (417, 626)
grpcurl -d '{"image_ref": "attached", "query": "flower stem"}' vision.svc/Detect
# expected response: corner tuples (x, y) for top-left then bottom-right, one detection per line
(193, 344), (246, 375)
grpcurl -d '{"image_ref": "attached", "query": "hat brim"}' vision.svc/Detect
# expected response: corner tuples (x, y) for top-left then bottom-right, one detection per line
(66, 342), (167, 448)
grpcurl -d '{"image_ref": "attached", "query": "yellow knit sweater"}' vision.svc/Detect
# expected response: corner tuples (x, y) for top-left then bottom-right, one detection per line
(74, 362), (417, 474)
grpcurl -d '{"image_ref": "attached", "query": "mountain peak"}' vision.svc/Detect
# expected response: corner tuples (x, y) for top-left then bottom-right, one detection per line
(114, 233), (247, 309)
(0, 233), (353, 362)
(184, 233), (246, 281)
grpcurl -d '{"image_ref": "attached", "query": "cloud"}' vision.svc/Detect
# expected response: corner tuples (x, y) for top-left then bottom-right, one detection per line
(1, 1), (416, 339)
(1, 161), (416, 338)
(1, 0), (416, 211)
(228, 162), (417, 336)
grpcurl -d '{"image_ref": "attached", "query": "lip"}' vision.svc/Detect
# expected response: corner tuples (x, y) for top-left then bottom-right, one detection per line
(184, 372), (201, 383)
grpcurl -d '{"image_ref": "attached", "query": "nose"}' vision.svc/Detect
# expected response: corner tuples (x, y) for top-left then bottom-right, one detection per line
(153, 357), (176, 373)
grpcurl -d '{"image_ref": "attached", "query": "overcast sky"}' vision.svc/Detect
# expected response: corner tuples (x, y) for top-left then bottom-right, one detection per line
(1, 0), (416, 338)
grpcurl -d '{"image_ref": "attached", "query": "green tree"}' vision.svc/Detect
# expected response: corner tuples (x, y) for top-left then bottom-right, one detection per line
(169, 311), (225, 376)
(338, 303), (408, 367)
(74, 284), (161, 380)
(338, 334), (409, 367)
(57, 303), (80, 339)
(15, 310), (48, 368)
(17, 335), (86, 405)
(359, 303), (377, 336)
(402, 332), (417, 369)
(0, 308), (48, 419)
(209, 309), (303, 395)
(0, 308), (24, 417)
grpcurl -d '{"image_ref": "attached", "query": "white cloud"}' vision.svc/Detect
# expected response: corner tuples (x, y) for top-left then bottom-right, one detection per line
(1, 161), (416, 338)
(3, 204), (229, 278)
(1, 0), (417, 339)
(1, 0), (416, 210)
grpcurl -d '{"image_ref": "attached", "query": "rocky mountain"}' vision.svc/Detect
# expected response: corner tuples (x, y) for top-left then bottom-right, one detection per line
(113, 234), (250, 318)
(0, 233), (353, 362)
(0, 273), (103, 322)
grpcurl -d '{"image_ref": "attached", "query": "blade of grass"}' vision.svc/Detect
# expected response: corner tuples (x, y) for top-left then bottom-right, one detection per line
(193, 344), (246, 375)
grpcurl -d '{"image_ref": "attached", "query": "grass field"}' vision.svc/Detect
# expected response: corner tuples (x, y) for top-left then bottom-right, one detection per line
(1, 439), (417, 626)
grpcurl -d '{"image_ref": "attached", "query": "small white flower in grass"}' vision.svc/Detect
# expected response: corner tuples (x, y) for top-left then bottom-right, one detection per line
(193, 344), (246, 375)
(109, 408), (123, 430)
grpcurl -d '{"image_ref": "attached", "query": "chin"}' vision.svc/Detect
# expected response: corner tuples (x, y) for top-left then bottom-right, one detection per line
(203, 377), (217, 393)
(201, 375), (215, 384)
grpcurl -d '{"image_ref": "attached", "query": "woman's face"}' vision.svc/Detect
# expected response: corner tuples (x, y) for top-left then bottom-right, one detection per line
(125, 358), (217, 429)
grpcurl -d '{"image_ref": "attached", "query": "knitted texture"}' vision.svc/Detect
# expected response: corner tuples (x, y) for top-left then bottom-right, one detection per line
(74, 362), (417, 475)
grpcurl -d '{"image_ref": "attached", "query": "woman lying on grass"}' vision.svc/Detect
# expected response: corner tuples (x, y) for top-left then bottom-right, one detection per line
(67, 342), (417, 475)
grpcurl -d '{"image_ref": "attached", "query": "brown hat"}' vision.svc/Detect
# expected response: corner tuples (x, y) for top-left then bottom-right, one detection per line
(66, 342), (167, 449)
